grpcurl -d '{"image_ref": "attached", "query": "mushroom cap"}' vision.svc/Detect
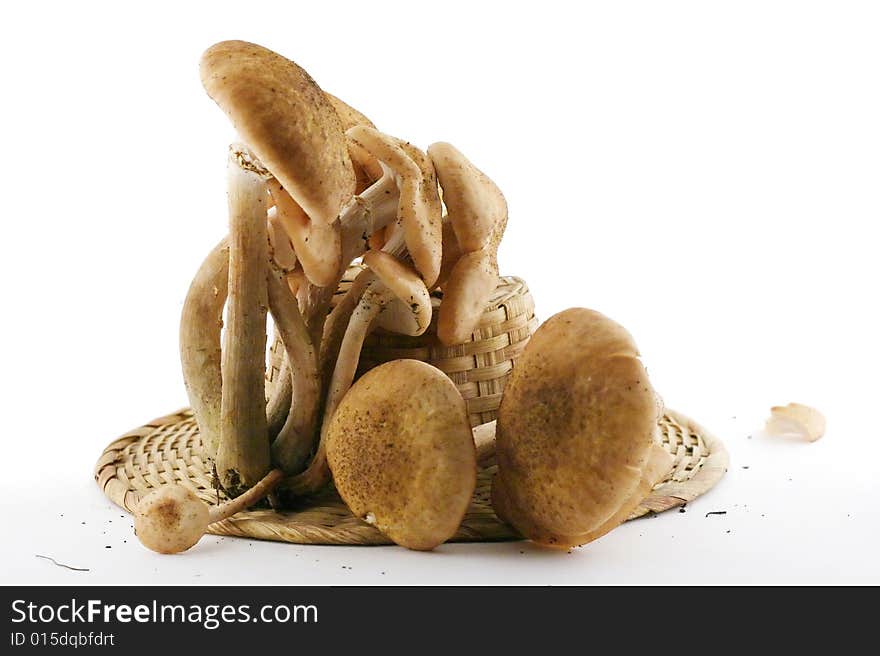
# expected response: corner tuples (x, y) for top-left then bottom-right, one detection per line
(491, 308), (662, 548)
(326, 359), (477, 550)
(428, 142), (507, 253)
(362, 250), (432, 336)
(200, 40), (356, 225)
(436, 248), (498, 345)
(133, 486), (210, 554)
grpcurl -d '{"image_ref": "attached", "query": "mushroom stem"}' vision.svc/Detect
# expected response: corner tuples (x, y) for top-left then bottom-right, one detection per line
(215, 155), (271, 496)
(318, 268), (375, 392)
(207, 468), (285, 523)
(265, 336), (292, 439)
(267, 265), (320, 473)
(179, 238), (229, 459)
(280, 282), (393, 496)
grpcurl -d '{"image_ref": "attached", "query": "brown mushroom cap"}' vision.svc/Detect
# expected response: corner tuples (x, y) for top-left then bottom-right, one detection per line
(428, 142), (506, 253)
(491, 308), (663, 549)
(326, 359), (476, 550)
(436, 249), (497, 345)
(200, 40), (356, 225)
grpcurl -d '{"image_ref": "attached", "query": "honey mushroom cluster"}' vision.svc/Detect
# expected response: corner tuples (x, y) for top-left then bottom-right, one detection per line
(135, 40), (674, 554)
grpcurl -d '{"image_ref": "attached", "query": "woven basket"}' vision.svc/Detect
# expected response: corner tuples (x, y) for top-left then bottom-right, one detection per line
(95, 408), (728, 545)
(269, 271), (538, 427)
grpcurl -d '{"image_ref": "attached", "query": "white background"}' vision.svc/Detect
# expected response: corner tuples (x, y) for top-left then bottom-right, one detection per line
(1, 1), (878, 585)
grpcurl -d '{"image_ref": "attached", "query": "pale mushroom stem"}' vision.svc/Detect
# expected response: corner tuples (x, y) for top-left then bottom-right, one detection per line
(265, 341), (292, 438)
(281, 283), (393, 496)
(317, 268), (375, 392)
(215, 156), (272, 496)
(267, 265), (320, 473)
(179, 238), (229, 459)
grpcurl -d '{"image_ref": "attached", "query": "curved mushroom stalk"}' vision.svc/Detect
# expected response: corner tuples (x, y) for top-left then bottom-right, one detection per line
(428, 142), (508, 345)
(281, 256), (431, 498)
(266, 265), (320, 474)
(215, 152), (272, 496)
(179, 239), (229, 459)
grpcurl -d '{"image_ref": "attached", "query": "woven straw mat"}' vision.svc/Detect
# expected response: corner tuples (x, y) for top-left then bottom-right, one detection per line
(95, 408), (728, 545)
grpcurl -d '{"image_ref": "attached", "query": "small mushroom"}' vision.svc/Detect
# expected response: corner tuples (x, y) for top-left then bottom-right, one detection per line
(428, 142), (508, 345)
(134, 469), (283, 554)
(491, 308), (670, 549)
(325, 359), (477, 550)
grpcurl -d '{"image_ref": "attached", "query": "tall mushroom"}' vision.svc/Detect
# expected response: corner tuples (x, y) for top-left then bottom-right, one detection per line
(428, 142), (508, 345)
(215, 149), (271, 495)
(197, 41), (361, 483)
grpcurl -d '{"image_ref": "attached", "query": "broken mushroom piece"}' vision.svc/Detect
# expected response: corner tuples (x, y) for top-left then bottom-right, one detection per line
(491, 308), (670, 549)
(428, 142), (508, 345)
(134, 469), (283, 554)
(326, 360), (477, 550)
(765, 403), (826, 442)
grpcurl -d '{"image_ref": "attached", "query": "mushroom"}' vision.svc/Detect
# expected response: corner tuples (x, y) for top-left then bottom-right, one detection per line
(428, 142), (508, 345)
(201, 39), (361, 317)
(490, 307), (672, 549)
(214, 150), (271, 495)
(134, 469), (283, 554)
(325, 359), (477, 550)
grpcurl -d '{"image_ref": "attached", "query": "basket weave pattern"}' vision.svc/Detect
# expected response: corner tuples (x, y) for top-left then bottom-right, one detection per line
(95, 408), (728, 545)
